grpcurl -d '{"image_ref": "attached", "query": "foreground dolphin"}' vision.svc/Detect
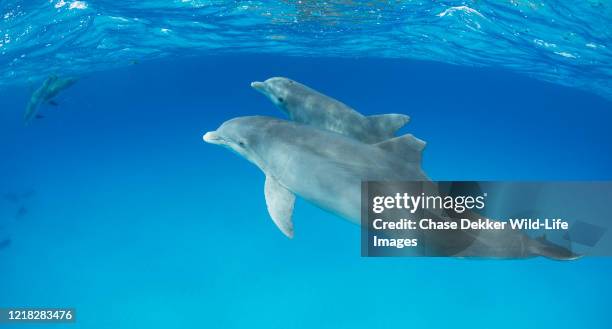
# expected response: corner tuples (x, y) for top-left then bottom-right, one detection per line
(24, 75), (77, 124)
(203, 116), (577, 260)
(251, 77), (411, 144)
(204, 116), (427, 234)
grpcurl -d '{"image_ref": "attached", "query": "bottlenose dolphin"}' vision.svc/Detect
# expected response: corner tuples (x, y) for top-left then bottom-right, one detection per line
(203, 116), (577, 260)
(251, 77), (412, 144)
(24, 75), (78, 124)
(204, 116), (427, 236)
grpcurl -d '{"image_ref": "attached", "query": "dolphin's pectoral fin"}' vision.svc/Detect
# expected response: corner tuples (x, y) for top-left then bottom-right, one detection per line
(367, 114), (410, 137)
(264, 175), (296, 238)
(375, 134), (426, 164)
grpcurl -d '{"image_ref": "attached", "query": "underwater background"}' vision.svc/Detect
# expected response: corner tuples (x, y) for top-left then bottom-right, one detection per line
(1, 1), (612, 329)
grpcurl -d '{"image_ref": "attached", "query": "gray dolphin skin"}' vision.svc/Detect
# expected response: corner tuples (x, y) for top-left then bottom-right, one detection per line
(251, 77), (411, 144)
(24, 75), (78, 124)
(203, 116), (577, 260)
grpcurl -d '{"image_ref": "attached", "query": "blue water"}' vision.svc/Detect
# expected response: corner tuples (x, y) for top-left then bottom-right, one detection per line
(1, 1), (611, 99)
(1, 55), (611, 329)
(1, 2), (612, 329)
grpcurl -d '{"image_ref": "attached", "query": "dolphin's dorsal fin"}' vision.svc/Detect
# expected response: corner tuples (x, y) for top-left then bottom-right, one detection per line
(367, 114), (410, 137)
(264, 175), (296, 238)
(374, 134), (426, 164)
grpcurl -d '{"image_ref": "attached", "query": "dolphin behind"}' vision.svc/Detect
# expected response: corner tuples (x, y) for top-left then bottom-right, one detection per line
(251, 77), (412, 144)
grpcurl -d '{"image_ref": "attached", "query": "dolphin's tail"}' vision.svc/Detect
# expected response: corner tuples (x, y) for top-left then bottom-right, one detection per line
(367, 114), (410, 140)
(528, 235), (581, 261)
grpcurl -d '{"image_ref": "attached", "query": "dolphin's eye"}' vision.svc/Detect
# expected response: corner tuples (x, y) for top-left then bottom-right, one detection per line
(277, 97), (284, 103)
(289, 80), (294, 84)
(238, 141), (245, 147)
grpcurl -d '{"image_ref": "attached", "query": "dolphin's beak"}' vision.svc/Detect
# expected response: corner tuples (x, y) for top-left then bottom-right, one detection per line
(203, 131), (222, 144)
(250, 81), (266, 92)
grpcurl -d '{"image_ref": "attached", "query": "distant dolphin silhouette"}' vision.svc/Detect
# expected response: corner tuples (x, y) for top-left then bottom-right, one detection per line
(2, 189), (35, 204)
(24, 75), (77, 124)
(15, 206), (27, 220)
(0, 238), (10, 250)
(2, 193), (19, 203)
(203, 116), (578, 260)
(251, 77), (410, 143)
